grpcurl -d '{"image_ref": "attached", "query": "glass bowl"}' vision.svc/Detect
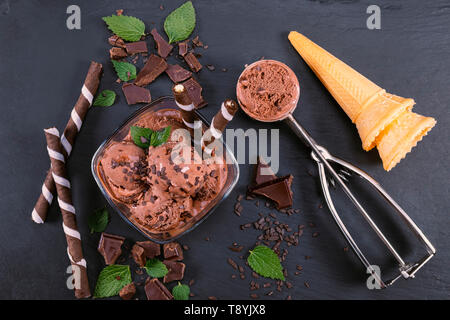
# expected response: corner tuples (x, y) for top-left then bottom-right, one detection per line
(91, 97), (240, 244)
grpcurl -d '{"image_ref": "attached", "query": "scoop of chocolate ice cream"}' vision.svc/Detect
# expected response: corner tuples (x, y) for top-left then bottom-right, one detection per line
(147, 142), (209, 197)
(100, 141), (146, 203)
(131, 187), (193, 231)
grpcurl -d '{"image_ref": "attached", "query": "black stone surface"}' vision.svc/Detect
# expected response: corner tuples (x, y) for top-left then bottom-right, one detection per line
(0, 0), (449, 299)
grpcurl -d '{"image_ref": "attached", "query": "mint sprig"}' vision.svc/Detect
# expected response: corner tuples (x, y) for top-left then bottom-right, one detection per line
(164, 1), (196, 43)
(93, 90), (116, 107)
(172, 282), (190, 300)
(88, 208), (109, 234)
(247, 245), (285, 281)
(102, 15), (145, 42)
(111, 60), (137, 82)
(94, 265), (132, 298)
(144, 258), (168, 278)
(130, 126), (171, 149)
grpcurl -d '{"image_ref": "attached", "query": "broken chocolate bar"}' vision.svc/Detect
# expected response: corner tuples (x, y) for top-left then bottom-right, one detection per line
(163, 242), (184, 261)
(181, 77), (207, 108)
(150, 28), (173, 58)
(108, 35), (125, 48)
(97, 233), (125, 265)
(131, 243), (146, 267)
(254, 157), (278, 185)
(136, 241), (161, 259)
(250, 175), (294, 210)
(145, 278), (173, 300)
(163, 260), (186, 283)
(119, 283), (136, 300)
(184, 52), (202, 72)
(134, 54), (168, 86)
(122, 83), (151, 105)
(165, 64), (192, 83)
(110, 47), (128, 60)
(125, 41), (148, 55)
(178, 40), (189, 57)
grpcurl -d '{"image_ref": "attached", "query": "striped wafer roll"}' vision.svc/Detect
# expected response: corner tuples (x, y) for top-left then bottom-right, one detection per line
(203, 99), (239, 155)
(44, 128), (91, 299)
(32, 61), (103, 224)
(172, 84), (201, 130)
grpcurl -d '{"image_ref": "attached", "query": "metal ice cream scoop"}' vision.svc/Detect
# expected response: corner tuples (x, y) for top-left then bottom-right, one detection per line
(237, 60), (435, 288)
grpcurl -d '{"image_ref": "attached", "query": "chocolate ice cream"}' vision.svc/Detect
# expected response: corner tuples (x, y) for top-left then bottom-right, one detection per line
(236, 60), (299, 121)
(99, 142), (146, 203)
(97, 108), (227, 235)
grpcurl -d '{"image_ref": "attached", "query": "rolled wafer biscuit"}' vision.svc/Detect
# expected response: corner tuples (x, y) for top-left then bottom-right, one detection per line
(172, 84), (201, 130)
(32, 61), (103, 224)
(44, 128), (91, 299)
(203, 99), (239, 155)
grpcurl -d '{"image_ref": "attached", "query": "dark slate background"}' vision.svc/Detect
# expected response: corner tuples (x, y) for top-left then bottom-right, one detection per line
(0, 0), (449, 300)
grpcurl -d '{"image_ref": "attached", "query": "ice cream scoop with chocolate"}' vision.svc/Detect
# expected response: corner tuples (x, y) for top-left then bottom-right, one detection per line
(98, 109), (227, 233)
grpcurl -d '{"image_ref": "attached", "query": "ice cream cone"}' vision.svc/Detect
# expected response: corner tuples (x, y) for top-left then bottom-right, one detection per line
(288, 31), (436, 170)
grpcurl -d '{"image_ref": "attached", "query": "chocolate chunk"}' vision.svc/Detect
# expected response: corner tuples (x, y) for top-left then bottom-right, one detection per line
(165, 64), (192, 83)
(109, 47), (128, 60)
(178, 40), (189, 56)
(97, 233), (125, 265)
(150, 28), (173, 58)
(134, 54), (168, 86)
(250, 175), (294, 209)
(145, 278), (173, 300)
(136, 241), (161, 259)
(125, 41), (148, 55)
(163, 242), (184, 261)
(119, 283), (136, 300)
(131, 243), (146, 267)
(181, 77), (207, 108)
(192, 36), (204, 48)
(254, 156), (278, 185)
(108, 35), (125, 48)
(163, 260), (186, 283)
(184, 52), (202, 72)
(122, 83), (151, 105)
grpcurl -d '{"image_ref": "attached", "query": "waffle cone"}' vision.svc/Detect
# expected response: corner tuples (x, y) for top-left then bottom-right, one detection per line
(376, 111), (436, 171)
(288, 31), (436, 171)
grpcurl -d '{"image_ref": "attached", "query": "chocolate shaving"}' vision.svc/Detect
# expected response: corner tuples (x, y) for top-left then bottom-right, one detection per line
(181, 77), (207, 108)
(110, 47), (128, 60)
(125, 41), (148, 55)
(150, 28), (173, 58)
(134, 54), (168, 86)
(184, 52), (202, 72)
(165, 64), (192, 83)
(122, 83), (151, 105)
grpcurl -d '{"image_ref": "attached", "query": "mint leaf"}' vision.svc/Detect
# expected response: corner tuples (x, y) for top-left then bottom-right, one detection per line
(93, 90), (116, 107)
(144, 258), (168, 278)
(111, 60), (137, 82)
(88, 208), (109, 233)
(102, 15), (145, 42)
(130, 126), (171, 149)
(94, 265), (131, 298)
(247, 245), (285, 281)
(164, 1), (196, 43)
(172, 282), (190, 300)
(150, 126), (171, 147)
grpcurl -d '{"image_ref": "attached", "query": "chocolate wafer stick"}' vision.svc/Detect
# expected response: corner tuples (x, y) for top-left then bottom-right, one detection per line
(32, 61), (103, 224)
(44, 128), (91, 299)
(203, 99), (238, 155)
(172, 84), (201, 130)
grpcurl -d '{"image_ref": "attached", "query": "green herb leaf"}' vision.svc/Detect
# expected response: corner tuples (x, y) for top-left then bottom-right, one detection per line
(172, 282), (190, 300)
(93, 265), (131, 298)
(111, 60), (137, 82)
(164, 1), (196, 43)
(130, 125), (171, 149)
(88, 208), (109, 234)
(150, 126), (171, 147)
(144, 258), (168, 278)
(102, 15), (145, 42)
(247, 245), (285, 281)
(93, 90), (116, 107)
